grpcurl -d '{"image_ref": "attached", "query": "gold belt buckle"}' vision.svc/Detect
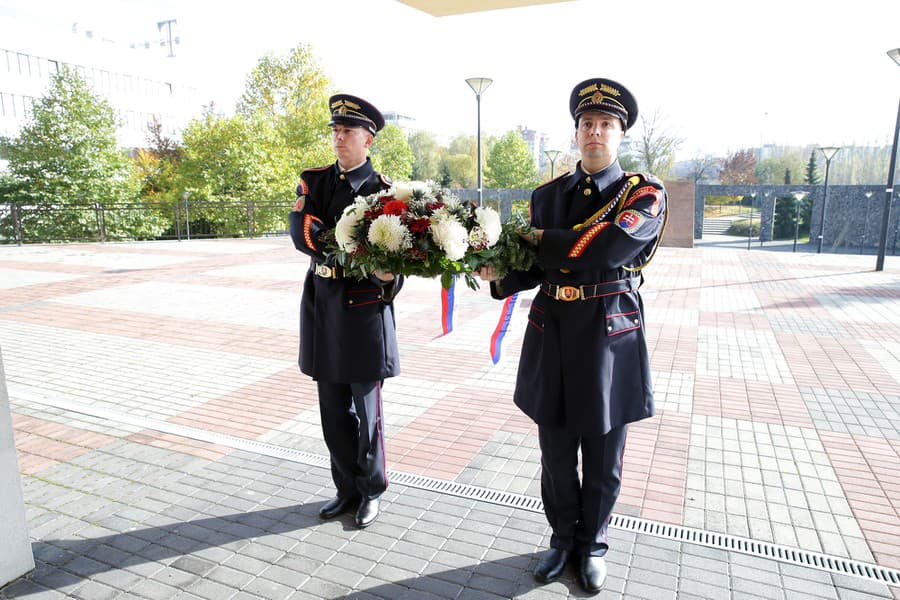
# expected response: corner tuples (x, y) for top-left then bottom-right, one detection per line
(556, 285), (581, 301)
(314, 264), (334, 278)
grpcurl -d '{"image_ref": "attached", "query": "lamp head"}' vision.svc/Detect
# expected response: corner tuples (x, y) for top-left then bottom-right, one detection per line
(466, 77), (493, 95)
(818, 146), (841, 161)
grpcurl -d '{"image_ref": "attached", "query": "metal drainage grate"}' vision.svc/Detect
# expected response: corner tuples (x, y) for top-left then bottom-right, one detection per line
(18, 391), (900, 588)
(611, 515), (900, 587)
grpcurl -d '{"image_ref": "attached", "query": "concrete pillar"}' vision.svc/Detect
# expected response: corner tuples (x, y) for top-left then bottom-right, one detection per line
(0, 346), (34, 585)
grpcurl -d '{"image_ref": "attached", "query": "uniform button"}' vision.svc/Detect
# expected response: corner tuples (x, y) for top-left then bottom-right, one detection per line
(583, 188), (592, 196)
(607, 326), (613, 332)
(585, 176), (592, 183)
(339, 173), (346, 180)
(376, 294), (382, 299)
(348, 299), (354, 304)
(633, 318), (639, 324)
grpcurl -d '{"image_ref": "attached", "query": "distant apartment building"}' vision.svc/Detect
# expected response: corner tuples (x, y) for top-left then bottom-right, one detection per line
(383, 110), (416, 132)
(0, 16), (200, 150)
(517, 125), (550, 171)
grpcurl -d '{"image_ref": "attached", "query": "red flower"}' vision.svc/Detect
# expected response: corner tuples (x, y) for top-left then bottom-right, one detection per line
(382, 200), (408, 216)
(408, 218), (430, 233)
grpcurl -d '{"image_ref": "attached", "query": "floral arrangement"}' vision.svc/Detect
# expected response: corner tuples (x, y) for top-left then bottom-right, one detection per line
(324, 181), (535, 289)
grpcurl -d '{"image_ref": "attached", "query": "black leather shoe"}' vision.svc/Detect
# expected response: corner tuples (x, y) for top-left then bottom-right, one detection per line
(355, 498), (380, 528)
(534, 548), (570, 583)
(319, 495), (358, 519)
(578, 555), (607, 594)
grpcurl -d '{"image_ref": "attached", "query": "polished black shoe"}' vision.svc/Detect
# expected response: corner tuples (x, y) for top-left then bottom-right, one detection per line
(578, 554), (607, 594)
(355, 498), (380, 528)
(534, 548), (570, 583)
(318, 495), (358, 520)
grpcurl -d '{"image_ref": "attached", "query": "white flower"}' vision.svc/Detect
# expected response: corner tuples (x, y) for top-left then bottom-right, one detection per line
(392, 182), (414, 201)
(367, 214), (412, 253)
(335, 205), (364, 252)
(474, 206), (502, 247)
(430, 215), (469, 261)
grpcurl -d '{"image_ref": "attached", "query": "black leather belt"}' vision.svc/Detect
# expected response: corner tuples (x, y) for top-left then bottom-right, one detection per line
(540, 278), (634, 301)
(312, 263), (343, 279)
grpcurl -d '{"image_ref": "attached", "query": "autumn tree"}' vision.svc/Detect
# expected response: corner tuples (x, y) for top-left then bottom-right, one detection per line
(719, 149), (758, 185)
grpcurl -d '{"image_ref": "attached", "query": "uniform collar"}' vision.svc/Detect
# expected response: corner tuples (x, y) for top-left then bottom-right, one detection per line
(336, 157), (374, 193)
(565, 160), (623, 192)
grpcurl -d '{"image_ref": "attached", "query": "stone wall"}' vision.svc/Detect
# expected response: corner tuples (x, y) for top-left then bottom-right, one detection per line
(694, 184), (897, 252)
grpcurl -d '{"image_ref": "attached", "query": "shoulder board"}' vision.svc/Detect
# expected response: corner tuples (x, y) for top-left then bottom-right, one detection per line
(534, 171), (570, 192)
(379, 173), (393, 187)
(300, 165), (332, 178)
(622, 171), (663, 187)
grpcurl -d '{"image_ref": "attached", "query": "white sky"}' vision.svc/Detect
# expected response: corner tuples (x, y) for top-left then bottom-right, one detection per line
(2, 0), (900, 161)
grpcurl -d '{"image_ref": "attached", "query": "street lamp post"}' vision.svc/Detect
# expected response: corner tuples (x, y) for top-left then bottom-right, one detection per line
(747, 192), (756, 250)
(791, 191), (807, 253)
(816, 146), (841, 254)
(876, 48), (900, 271)
(465, 77), (492, 206)
(544, 150), (561, 180)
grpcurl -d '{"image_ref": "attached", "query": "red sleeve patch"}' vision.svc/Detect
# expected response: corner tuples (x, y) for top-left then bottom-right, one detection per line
(622, 185), (662, 216)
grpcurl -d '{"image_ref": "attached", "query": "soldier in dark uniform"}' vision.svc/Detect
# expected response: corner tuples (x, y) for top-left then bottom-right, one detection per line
(288, 94), (401, 529)
(478, 78), (666, 593)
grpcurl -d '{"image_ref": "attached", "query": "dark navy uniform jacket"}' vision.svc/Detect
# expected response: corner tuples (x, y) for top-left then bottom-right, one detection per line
(288, 158), (402, 383)
(492, 160), (666, 435)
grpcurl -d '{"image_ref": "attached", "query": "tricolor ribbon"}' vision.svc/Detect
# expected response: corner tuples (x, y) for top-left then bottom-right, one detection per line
(489, 292), (519, 364)
(437, 277), (455, 337)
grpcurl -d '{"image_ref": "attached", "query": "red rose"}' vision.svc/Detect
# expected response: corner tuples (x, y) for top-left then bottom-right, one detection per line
(382, 200), (407, 216)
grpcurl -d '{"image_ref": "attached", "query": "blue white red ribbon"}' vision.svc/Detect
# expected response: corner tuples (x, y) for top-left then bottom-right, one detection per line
(490, 292), (518, 364)
(438, 277), (455, 337)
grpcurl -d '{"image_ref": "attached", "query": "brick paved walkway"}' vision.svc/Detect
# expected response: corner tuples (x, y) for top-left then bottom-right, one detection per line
(1, 238), (898, 599)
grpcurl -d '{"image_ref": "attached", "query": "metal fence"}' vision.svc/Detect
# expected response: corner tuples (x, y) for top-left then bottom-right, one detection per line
(1, 194), (525, 245)
(1, 199), (295, 244)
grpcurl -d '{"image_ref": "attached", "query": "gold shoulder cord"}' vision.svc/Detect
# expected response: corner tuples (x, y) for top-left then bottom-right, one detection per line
(572, 175), (641, 232)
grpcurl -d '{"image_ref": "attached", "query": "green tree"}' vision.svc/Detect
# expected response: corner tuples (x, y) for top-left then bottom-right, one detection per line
(0, 66), (159, 241)
(757, 152), (805, 185)
(485, 130), (539, 188)
(370, 124), (414, 180)
(237, 44), (333, 187)
(805, 151), (821, 185)
(176, 112), (286, 236)
(408, 130), (442, 181)
(444, 154), (475, 188)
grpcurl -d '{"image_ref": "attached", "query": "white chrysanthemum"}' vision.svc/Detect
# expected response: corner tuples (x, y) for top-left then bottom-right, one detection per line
(442, 196), (462, 210)
(335, 207), (363, 252)
(474, 206), (502, 247)
(392, 182), (414, 201)
(430, 216), (469, 261)
(367, 214), (413, 253)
